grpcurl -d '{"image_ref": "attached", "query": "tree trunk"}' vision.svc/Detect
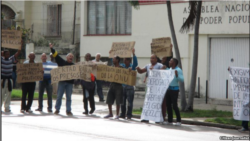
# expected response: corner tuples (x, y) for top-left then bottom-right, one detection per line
(166, 1), (187, 111)
(72, 0), (76, 45)
(186, 1), (202, 111)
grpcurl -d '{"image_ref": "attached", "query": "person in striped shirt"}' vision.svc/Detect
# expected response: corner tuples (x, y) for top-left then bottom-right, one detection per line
(35, 53), (58, 112)
(1, 49), (21, 112)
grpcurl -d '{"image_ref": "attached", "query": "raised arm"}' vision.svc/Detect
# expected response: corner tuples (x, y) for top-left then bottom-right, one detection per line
(50, 43), (65, 66)
(14, 50), (21, 59)
(136, 66), (147, 74)
(132, 49), (138, 70)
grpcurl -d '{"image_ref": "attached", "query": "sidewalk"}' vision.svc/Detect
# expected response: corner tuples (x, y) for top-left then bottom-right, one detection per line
(3, 92), (241, 130)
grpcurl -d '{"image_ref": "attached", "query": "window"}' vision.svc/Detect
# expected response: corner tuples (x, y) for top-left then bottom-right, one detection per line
(45, 5), (62, 37)
(87, 1), (132, 35)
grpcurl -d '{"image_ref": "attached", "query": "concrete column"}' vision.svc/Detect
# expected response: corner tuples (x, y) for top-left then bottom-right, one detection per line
(25, 43), (34, 59)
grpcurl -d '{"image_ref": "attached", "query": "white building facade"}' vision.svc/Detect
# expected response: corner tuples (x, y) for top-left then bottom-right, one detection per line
(80, 1), (249, 100)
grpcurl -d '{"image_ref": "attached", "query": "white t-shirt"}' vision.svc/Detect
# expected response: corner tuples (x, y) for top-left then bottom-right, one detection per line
(144, 62), (163, 73)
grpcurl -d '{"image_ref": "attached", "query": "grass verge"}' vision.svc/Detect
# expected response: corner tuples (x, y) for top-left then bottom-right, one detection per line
(205, 118), (250, 127)
(11, 89), (57, 99)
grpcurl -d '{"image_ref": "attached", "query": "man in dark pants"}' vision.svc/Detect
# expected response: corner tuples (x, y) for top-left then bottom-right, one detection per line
(21, 52), (37, 113)
(35, 53), (57, 112)
(93, 53), (105, 102)
(119, 49), (138, 120)
(164, 58), (184, 126)
(82, 53), (95, 115)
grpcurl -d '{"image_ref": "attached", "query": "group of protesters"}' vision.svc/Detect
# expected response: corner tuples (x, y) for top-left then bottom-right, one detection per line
(1, 42), (185, 126)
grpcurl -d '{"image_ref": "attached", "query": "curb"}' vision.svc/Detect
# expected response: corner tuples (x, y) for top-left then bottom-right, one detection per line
(132, 115), (241, 130)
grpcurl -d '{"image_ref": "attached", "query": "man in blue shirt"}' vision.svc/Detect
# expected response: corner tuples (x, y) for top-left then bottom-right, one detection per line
(35, 53), (58, 112)
(165, 58), (184, 126)
(119, 49), (138, 119)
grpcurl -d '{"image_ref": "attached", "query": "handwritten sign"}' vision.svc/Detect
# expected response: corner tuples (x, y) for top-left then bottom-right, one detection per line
(151, 37), (172, 58)
(76, 61), (108, 76)
(17, 63), (44, 83)
(1, 30), (22, 50)
(96, 65), (137, 86)
(229, 67), (249, 121)
(141, 69), (175, 122)
(51, 65), (92, 84)
(109, 41), (135, 58)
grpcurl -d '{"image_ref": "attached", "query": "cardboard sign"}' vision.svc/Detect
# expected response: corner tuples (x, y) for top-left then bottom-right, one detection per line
(51, 65), (92, 84)
(229, 67), (249, 121)
(1, 30), (22, 50)
(76, 61), (108, 76)
(109, 41), (135, 58)
(141, 69), (175, 122)
(96, 65), (137, 86)
(17, 63), (44, 83)
(151, 37), (172, 58)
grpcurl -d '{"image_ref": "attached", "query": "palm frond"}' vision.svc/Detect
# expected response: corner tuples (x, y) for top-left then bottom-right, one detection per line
(180, 1), (199, 33)
(129, 1), (140, 10)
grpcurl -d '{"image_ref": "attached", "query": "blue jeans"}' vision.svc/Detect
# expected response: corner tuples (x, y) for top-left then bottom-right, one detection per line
(38, 81), (52, 110)
(121, 86), (134, 118)
(96, 80), (104, 100)
(12, 72), (17, 88)
(55, 81), (73, 112)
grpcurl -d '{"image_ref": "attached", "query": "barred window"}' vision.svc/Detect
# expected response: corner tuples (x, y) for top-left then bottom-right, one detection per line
(43, 4), (62, 37)
(87, 1), (132, 35)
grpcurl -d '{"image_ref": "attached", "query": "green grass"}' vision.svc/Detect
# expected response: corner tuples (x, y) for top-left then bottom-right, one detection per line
(11, 89), (57, 99)
(133, 108), (233, 118)
(205, 118), (250, 127)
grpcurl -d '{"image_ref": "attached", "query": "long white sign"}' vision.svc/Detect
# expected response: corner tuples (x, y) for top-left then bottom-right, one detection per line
(141, 69), (175, 122)
(229, 67), (249, 121)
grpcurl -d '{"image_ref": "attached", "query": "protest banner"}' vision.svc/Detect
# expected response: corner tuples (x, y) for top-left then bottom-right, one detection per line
(1, 30), (22, 50)
(76, 61), (108, 76)
(17, 63), (44, 83)
(151, 37), (172, 58)
(229, 67), (249, 121)
(141, 69), (175, 122)
(96, 65), (137, 86)
(51, 65), (92, 84)
(109, 41), (135, 58)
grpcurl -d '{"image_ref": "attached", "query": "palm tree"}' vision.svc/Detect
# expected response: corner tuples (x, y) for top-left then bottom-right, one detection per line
(180, 1), (202, 111)
(166, 1), (187, 111)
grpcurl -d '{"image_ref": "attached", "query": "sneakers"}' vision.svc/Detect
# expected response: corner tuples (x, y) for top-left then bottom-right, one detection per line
(175, 122), (182, 126)
(20, 110), (25, 113)
(104, 114), (113, 118)
(114, 115), (119, 119)
(99, 99), (105, 102)
(26, 109), (33, 113)
(89, 109), (95, 114)
(4, 109), (11, 112)
(141, 120), (149, 123)
(163, 122), (173, 125)
(35, 108), (42, 112)
(54, 110), (60, 115)
(238, 128), (249, 132)
(83, 111), (88, 115)
(127, 117), (132, 120)
(119, 115), (126, 119)
(47, 109), (53, 113)
(66, 111), (73, 116)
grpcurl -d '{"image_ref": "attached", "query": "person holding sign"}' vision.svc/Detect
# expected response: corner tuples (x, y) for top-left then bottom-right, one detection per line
(136, 54), (164, 123)
(1, 49), (21, 112)
(35, 53), (58, 113)
(21, 52), (38, 113)
(104, 56), (124, 119)
(93, 53), (105, 102)
(118, 49), (138, 120)
(164, 58), (184, 126)
(50, 43), (74, 116)
(81, 53), (96, 115)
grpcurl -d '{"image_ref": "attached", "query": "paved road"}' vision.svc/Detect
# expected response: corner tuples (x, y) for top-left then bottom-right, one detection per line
(2, 95), (247, 141)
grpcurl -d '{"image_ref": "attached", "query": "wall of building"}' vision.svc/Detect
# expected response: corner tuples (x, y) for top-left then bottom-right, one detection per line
(80, 1), (249, 97)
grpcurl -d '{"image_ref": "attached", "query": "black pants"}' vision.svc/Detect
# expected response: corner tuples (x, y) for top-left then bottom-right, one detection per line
(166, 90), (181, 122)
(21, 82), (36, 110)
(242, 121), (249, 130)
(83, 87), (95, 112)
